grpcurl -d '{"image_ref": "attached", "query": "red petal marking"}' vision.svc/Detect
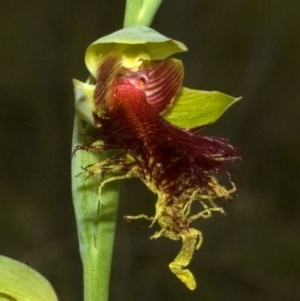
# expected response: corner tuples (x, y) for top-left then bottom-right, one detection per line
(145, 59), (184, 114)
(94, 53), (121, 110)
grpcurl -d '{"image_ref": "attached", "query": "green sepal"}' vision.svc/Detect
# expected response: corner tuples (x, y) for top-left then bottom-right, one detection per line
(0, 255), (58, 301)
(162, 87), (241, 129)
(85, 26), (187, 77)
(73, 79), (98, 126)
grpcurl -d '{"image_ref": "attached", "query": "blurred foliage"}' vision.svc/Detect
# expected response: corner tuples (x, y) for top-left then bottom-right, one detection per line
(0, 0), (300, 300)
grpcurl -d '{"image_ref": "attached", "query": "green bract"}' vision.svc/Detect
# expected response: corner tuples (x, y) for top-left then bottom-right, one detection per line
(0, 255), (58, 301)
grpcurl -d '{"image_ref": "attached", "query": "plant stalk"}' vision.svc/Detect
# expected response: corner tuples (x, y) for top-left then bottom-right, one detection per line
(124, 0), (163, 27)
(72, 1), (163, 300)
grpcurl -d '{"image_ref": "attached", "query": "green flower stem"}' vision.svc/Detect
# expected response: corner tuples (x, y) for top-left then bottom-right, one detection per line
(124, 0), (163, 27)
(71, 115), (119, 301)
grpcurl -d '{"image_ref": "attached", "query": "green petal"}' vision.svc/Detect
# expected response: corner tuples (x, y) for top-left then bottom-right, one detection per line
(85, 26), (187, 77)
(0, 255), (58, 301)
(73, 79), (97, 126)
(162, 87), (241, 129)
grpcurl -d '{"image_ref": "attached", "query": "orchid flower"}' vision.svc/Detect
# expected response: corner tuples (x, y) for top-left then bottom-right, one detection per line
(73, 26), (241, 290)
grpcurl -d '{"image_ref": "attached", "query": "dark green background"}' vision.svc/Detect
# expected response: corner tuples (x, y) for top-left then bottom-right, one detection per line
(1, 0), (299, 300)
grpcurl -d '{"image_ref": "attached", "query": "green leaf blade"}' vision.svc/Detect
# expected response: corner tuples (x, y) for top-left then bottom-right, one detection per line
(0, 255), (58, 301)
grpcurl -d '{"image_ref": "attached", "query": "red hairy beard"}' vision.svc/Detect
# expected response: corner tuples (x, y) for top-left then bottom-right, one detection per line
(94, 84), (241, 200)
